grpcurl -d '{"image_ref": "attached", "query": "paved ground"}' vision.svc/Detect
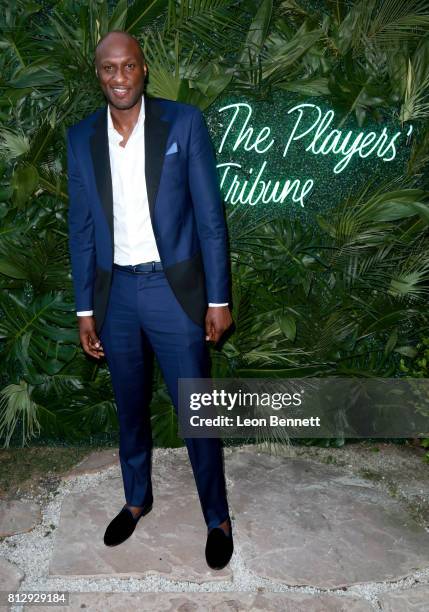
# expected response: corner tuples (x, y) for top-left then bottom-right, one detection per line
(0, 442), (428, 611)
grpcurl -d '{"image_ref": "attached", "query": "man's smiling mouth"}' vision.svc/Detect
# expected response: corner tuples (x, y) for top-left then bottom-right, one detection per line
(111, 87), (130, 96)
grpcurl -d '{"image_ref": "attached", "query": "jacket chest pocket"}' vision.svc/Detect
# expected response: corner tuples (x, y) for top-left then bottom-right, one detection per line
(162, 153), (185, 182)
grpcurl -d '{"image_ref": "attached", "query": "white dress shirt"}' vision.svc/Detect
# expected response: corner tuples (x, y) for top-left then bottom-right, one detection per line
(76, 97), (227, 316)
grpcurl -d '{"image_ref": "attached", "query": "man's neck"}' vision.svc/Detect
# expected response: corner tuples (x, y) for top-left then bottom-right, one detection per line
(109, 96), (143, 136)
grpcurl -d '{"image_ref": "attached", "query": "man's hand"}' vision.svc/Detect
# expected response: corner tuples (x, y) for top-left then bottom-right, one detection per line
(205, 306), (233, 344)
(78, 315), (105, 359)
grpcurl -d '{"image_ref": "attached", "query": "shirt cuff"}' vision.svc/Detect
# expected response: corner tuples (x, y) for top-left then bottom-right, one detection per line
(208, 303), (228, 307)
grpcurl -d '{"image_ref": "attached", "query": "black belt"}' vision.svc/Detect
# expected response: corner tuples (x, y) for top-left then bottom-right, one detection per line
(113, 261), (163, 274)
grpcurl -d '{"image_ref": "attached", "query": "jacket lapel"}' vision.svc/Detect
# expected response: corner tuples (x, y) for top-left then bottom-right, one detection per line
(89, 94), (171, 252)
(90, 106), (113, 245)
(144, 94), (171, 224)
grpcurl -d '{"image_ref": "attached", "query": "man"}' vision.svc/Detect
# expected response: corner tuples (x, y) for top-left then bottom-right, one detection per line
(66, 30), (234, 570)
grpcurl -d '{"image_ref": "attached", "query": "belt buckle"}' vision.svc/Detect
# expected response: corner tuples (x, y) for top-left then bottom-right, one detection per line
(132, 264), (138, 273)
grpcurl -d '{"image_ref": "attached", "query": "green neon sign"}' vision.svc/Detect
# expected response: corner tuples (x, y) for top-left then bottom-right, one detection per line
(206, 92), (414, 216)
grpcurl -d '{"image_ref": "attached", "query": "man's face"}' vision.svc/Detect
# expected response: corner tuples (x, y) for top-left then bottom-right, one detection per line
(95, 34), (147, 110)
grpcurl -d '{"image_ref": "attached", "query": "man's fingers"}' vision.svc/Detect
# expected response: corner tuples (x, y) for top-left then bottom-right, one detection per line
(205, 320), (214, 341)
(77, 316), (104, 359)
(205, 306), (233, 343)
(81, 333), (104, 359)
(206, 327), (223, 344)
(89, 335), (102, 348)
(212, 329), (224, 343)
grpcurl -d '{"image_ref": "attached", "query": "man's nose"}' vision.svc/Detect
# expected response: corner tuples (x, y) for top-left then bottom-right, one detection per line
(112, 68), (127, 83)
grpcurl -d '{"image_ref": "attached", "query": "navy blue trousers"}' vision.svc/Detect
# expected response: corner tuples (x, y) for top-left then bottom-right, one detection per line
(98, 266), (230, 530)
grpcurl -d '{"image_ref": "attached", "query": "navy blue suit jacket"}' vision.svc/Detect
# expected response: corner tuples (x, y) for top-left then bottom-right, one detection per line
(67, 94), (230, 335)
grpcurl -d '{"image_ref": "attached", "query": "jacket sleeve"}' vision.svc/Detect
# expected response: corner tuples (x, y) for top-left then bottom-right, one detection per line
(66, 129), (96, 313)
(187, 108), (230, 304)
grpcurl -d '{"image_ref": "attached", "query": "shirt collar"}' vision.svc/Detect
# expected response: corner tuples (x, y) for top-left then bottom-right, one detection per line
(107, 95), (145, 142)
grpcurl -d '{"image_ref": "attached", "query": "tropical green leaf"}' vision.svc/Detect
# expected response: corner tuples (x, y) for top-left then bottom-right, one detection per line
(125, 0), (169, 34)
(0, 129), (30, 158)
(0, 258), (28, 279)
(0, 381), (41, 447)
(400, 37), (429, 121)
(108, 0), (128, 30)
(11, 164), (39, 208)
(239, 0), (273, 65)
(278, 313), (297, 341)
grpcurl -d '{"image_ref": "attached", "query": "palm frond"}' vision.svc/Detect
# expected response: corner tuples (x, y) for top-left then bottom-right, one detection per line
(0, 380), (41, 447)
(0, 128), (29, 159)
(400, 38), (429, 121)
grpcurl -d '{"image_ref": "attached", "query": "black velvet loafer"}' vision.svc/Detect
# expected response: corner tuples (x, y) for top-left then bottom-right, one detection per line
(205, 517), (233, 570)
(104, 501), (153, 547)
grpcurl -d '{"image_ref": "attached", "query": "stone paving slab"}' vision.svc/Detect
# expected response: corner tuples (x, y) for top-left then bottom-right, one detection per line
(227, 450), (429, 589)
(23, 591), (373, 611)
(48, 447), (429, 591)
(378, 583), (429, 611)
(64, 450), (119, 478)
(0, 500), (41, 537)
(49, 451), (231, 583)
(0, 558), (24, 592)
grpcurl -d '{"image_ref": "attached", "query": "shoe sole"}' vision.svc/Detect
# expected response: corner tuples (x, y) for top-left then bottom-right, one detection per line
(104, 503), (153, 547)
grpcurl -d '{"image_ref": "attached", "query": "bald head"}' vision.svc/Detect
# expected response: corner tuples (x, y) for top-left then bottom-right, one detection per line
(95, 31), (145, 65)
(94, 30), (147, 111)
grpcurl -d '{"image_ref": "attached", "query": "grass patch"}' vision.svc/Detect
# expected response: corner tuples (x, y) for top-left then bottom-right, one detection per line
(358, 468), (384, 482)
(0, 446), (108, 499)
